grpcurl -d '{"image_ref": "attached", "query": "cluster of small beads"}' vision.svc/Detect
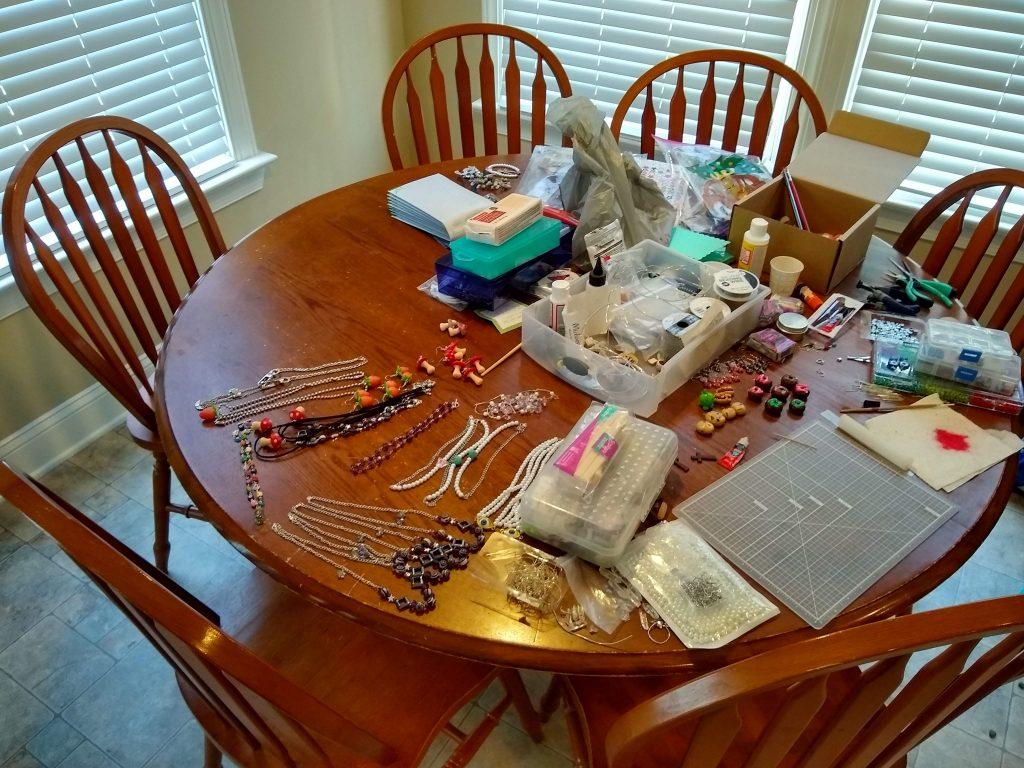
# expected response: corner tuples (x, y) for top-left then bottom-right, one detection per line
(233, 425), (265, 525)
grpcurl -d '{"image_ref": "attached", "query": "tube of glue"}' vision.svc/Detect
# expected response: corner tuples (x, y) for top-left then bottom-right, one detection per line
(718, 436), (749, 471)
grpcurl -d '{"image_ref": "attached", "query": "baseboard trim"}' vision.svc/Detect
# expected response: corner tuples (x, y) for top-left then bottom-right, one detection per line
(0, 381), (130, 476)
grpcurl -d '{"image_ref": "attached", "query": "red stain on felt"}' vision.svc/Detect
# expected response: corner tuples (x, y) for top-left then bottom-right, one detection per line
(935, 428), (970, 451)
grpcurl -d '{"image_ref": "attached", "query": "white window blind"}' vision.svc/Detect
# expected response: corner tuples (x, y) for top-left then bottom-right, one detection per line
(848, 0), (1024, 213)
(0, 0), (236, 273)
(497, 0), (806, 152)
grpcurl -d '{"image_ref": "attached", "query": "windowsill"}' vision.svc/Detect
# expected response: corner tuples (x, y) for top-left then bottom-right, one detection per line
(0, 150), (276, 323)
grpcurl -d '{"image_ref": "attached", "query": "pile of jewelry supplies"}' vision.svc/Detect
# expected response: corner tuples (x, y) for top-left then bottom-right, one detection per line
(208, 346), (566, 615)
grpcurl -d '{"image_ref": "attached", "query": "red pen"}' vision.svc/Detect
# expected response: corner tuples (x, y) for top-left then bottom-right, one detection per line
(718, 436), (749, 471)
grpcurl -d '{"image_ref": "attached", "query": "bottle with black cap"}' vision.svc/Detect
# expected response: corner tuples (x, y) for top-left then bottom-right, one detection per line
(580, 256), (614, 336)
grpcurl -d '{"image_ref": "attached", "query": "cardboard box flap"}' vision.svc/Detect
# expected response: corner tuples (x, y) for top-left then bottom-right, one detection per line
(787, 111), (930, 204)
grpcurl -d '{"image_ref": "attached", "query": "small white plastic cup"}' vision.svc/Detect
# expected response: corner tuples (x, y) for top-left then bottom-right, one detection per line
(769, 256), (804, 298)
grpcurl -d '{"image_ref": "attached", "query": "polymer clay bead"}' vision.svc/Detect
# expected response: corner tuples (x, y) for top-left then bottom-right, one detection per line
(723, 407), (737, 420)
(780, 374), (799, 391)
(747, 385), (765, 403)
(695, 420), (715, 436)
(793, 383), (810, 401)
(754, 374), (772, 391)
(699, 390), (715, 411)
(771, 385), (791, 401)
(706, 410), (727, 427)
(789, 398), (807, 416)
(730, 401), (747, 416)
(765, 397), (784, 417)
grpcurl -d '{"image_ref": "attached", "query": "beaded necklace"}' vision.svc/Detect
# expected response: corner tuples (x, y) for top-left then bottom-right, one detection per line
(272, 497), (486, 614)
(349, 400), (459, 474)
(476, 437), (562, 533)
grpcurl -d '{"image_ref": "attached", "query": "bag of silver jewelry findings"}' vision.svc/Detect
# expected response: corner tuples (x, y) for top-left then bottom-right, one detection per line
(466, 533), (566, 616)
(615, 520), (778, 649)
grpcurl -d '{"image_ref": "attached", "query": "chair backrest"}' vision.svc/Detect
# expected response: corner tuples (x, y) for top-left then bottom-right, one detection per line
(610, 49), (827, 175)
(604, 596), (1024, 768)
(381, 23), (572, 170)
(0, 460), (396, 768)
(893, 168), (1024, 350)
(1, 116), (228, 432)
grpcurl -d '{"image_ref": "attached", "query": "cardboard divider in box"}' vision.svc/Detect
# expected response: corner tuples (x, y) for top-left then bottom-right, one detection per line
(521, 240), (768, 417)
(729, 111), (930, 293)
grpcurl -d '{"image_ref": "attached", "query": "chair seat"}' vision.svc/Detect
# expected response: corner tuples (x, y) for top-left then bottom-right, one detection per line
(181, 565), (496, 767)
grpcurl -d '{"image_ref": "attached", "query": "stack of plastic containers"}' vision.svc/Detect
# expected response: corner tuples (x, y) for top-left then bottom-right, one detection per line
(915, 319), (1021, 396)
(518, 403), (677, 565)
(435, 216), (566, 309)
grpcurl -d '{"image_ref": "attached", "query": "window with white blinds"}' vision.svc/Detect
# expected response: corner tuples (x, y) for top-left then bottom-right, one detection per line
(848, 0), (1024, 213)
(496, 0), (807, 147)
(0, 0), (236, 274)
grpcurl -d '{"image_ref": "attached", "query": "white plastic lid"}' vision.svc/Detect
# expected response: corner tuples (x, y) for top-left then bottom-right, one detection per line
(750, 217), (769, 237)
(550, 279), (571, 304)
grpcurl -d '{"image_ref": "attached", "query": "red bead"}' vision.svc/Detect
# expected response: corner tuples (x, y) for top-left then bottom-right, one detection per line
(259, 418), (273, 433)
(289, 409), (303, 421)
(269, 433), (283, 450)
(198, 405), (217, 422)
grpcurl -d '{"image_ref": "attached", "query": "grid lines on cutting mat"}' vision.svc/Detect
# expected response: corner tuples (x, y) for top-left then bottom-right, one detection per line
(678, 419), (958, 628)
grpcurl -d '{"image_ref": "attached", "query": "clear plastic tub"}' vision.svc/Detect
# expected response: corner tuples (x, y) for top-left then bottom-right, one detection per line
(519, 403), (678, 565)
(521, 239), (768, 416)
(915, 319), (1020, 396)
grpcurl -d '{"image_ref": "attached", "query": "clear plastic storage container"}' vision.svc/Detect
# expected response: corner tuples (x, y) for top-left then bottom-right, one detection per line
(915, 319), (1021, 396)
(521, 239), (768, 416)
(518, 403), (678, 565)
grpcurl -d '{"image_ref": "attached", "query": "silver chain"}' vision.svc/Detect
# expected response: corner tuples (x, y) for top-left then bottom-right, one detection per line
(195, 357), (368, 424)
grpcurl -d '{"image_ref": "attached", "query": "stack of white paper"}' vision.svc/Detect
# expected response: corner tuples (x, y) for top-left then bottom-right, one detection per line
(387, 174), (491, 241)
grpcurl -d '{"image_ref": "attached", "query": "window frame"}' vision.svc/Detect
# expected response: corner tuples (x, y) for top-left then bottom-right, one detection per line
(0, 0), (276, 320)
(486, 0), (1022, 242)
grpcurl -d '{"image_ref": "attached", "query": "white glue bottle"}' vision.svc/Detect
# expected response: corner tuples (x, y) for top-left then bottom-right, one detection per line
(737, 217), (770, 277)
(549, 279), (570, 333)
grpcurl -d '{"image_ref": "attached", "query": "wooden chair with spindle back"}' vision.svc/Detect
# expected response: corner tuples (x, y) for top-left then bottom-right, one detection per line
(381, 23), (572, 170)
(611, 49), (828, 174)
(894, 168), (1024, 351)
(1, 115), (229, 571)
(0, 458), (546, 768)
(553, 595), (1024, 768)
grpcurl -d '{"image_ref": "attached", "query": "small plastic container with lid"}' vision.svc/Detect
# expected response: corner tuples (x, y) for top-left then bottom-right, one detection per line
(518, 403), (678, 565)
(915, 318), (1021, 396)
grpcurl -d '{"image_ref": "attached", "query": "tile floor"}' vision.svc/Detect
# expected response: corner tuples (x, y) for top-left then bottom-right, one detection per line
(0, 425), (1021, 767)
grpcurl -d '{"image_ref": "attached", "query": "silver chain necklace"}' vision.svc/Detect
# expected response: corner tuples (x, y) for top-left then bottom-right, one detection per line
(196, 357), (368, 425)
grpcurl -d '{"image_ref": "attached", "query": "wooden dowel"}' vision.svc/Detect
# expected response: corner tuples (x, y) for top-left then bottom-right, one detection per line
(480, 342), (522, 377)
(840, 402), (951, 415)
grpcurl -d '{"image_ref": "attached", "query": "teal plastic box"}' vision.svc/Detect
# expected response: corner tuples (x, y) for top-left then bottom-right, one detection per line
(450, 217), (562, 279)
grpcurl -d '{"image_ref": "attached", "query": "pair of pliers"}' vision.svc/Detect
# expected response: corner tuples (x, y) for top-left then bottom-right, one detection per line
(889, 257), (956, 308)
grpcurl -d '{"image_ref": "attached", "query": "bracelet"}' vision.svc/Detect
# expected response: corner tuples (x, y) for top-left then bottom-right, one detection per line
(485, 162), (521, 178)
(349, 400), (459, 475)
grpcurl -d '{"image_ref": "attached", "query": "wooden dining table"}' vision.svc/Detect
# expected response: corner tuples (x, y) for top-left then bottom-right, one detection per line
(154, 154), (1019, 675)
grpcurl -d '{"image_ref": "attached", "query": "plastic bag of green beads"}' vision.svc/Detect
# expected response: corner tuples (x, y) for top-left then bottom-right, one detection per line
(616, 520), (778, 649)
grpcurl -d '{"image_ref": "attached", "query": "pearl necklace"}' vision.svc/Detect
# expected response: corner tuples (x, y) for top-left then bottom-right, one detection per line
(390, 417), (481, 493)
(390, 417), (525, 505)
(477, 437), (561, 533)
(453, 421), (526, 500)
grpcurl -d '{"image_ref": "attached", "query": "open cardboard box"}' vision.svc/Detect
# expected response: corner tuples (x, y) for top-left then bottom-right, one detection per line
(728, 111), (930, 293)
